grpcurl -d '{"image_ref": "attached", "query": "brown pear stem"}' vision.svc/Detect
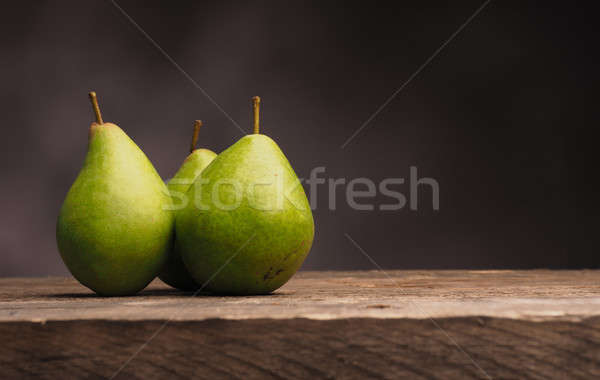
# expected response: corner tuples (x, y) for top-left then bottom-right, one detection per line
(190, 120), (202, 153)
(88, 91), (104, 124)
(252, 96), (260, 134)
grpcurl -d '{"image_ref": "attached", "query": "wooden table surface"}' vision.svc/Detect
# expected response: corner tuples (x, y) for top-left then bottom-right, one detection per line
(1, 270), (599, 379)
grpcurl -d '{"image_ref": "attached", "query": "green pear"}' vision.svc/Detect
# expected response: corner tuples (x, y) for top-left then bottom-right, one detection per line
(159, 120), (217, 290)
(176, 96), (314, 295)
(56, 92), (174, 296)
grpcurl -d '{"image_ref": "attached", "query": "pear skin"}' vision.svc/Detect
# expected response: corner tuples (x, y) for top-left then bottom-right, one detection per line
(176, 97), (314, 295)
(56, 92), (174, 296)
(159, 121), (217, 290)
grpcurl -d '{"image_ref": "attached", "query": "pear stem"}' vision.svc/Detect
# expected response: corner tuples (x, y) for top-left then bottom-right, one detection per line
(88, 92), (104, 124)
(252, 96), (260, 134)
(190, 120), (202, 153)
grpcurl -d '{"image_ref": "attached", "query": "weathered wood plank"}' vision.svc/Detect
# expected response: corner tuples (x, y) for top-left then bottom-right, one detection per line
(1, 270), (599, 321)
(1, 270), (599, 379)
(1, 318), (599, 379)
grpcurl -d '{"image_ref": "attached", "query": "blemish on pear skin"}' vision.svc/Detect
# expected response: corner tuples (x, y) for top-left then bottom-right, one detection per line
(262, 240), (308, 282)
(263, 267), (285, 282)
(263, 267), (274, 281)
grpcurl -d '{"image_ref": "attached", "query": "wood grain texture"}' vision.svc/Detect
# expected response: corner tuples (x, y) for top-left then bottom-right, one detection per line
(1, 271), (599, 379)
(1, 318), (599, 379)
(1, 270), (600, 322)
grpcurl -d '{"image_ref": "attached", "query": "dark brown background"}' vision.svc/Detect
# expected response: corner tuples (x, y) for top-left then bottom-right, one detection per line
(0, 1), (595, 276)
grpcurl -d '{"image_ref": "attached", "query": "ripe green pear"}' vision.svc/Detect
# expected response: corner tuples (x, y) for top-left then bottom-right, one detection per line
(56, 92), (174, 296)
(159, 121), (217, 291)
(176, 97), (314, 295)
